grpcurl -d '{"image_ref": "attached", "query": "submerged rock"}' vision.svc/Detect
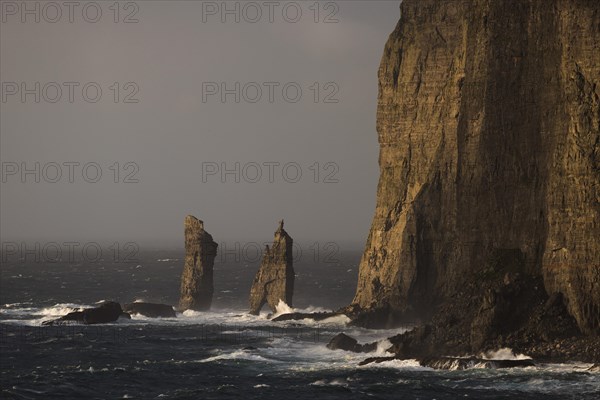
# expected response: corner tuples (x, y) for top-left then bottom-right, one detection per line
(123, 302), (176, 318)
(179, 216), (218, 311)
(358, 355), (535, 369)
(418, 357), (535, 370)
(358, 356), (398, 366)
(42, 301), (128, 325)
(271, 311), (339, 322)
(249, 220), (294, 315)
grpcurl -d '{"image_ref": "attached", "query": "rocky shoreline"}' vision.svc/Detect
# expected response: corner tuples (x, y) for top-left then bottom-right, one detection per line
(326, 271), (600, 365)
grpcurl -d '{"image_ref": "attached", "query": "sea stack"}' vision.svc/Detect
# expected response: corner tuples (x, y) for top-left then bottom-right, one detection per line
(249, 220), (294, 315)
(179, 216), (218, 311)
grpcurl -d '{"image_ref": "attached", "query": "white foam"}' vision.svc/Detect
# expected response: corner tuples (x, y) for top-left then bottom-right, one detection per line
(3, 302), (32, 308)
(271, 300), (334, 319)
(361, 358), (429, 371)
(310, 378), (349, 387)
(199, 350), (276, 364)
(481, 347), (532, 360)
(374, 339), (393, 356)
(38, 303), (86, 318)
(272, 300), (294, 318)
(319, 314), (352, 325)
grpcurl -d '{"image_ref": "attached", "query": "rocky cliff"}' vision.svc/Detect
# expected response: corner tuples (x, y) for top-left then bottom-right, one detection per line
(353, 0), (599, 334)
(249, 220), (295, 314)
(179, 216), (218, 311)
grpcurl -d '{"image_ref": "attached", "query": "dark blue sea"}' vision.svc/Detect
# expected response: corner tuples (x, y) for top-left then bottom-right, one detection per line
(1, 247), (598, 399)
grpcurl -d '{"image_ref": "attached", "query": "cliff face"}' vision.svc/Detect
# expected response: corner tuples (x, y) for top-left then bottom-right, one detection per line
(179, 216), (218, 311)
(353, 0), (599, 334)
(249, 221), (294, 315)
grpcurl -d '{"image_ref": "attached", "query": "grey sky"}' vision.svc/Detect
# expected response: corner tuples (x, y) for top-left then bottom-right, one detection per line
(0, 1), (401, 247)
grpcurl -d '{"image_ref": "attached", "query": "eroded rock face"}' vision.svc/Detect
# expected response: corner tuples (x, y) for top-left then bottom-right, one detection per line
(249, 220), (294, 314)
(179, 216), (218, 311)
(353, 0), (599, 334)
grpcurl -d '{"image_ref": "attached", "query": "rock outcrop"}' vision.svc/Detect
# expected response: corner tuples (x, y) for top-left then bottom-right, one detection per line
(123, 302), (176, 318)
(271, 311), (339, 322)
(42, 301), (129, 325)
(418, 357), (535, 370)
(326, 333), (377, 353)
(179, 216), (218, 311)
(249, 220), (294, 314)
(380, 274), (600, 361)
(359, 355), (535, 370)
(352, 0), (599, 335)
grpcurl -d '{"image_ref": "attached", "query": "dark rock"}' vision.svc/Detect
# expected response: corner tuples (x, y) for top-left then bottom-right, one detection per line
(271, 311), (339, 322)
(358, 356), (398, 366)
(588, 363), (600, 372)
(327, 333), (358, 351)
(345, 304), (408, 329)
(359, 354), (535, 369)
(82, 302), (127, 324)
(42, 310), (84, 325)
(373, 274), (600, 363)
(123, 302), (176, 318)
(326, 333), (377, 353)
(42, 301), (126, 325)
(179, 216), (218, 311)
(249, 220), (294, 314)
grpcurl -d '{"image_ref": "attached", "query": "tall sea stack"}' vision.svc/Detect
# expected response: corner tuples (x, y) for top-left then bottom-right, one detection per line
(179, 216), (218, 311)
(352, 0), (599, 334)
(249, 220), (295, 315)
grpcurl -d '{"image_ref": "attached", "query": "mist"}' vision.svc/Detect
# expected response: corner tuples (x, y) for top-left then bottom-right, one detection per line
(0, 1), (401, 248)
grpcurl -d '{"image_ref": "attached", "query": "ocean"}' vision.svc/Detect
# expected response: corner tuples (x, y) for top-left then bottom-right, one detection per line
(1, 248), (598, 399)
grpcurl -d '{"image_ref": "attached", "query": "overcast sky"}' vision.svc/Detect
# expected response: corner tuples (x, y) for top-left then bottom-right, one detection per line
(0, 1), (401, 247)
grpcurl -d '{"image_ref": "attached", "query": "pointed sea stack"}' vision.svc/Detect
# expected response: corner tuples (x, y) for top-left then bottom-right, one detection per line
(249, 220), (294, 315)
(179, 216), (218, 311)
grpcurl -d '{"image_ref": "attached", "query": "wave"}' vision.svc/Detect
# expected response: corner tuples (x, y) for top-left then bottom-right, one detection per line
(3, 302), (34, 308)
(310, 378), (349, 387)
(359, 358), (428, 370)
(481, 347), (532, 360)
(270, 300), (351, 326)
(273, 299), (294, 317)
(1, 303), (85, 317)
(272, 299), (333, 317)
(199, 349), (277, 364)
